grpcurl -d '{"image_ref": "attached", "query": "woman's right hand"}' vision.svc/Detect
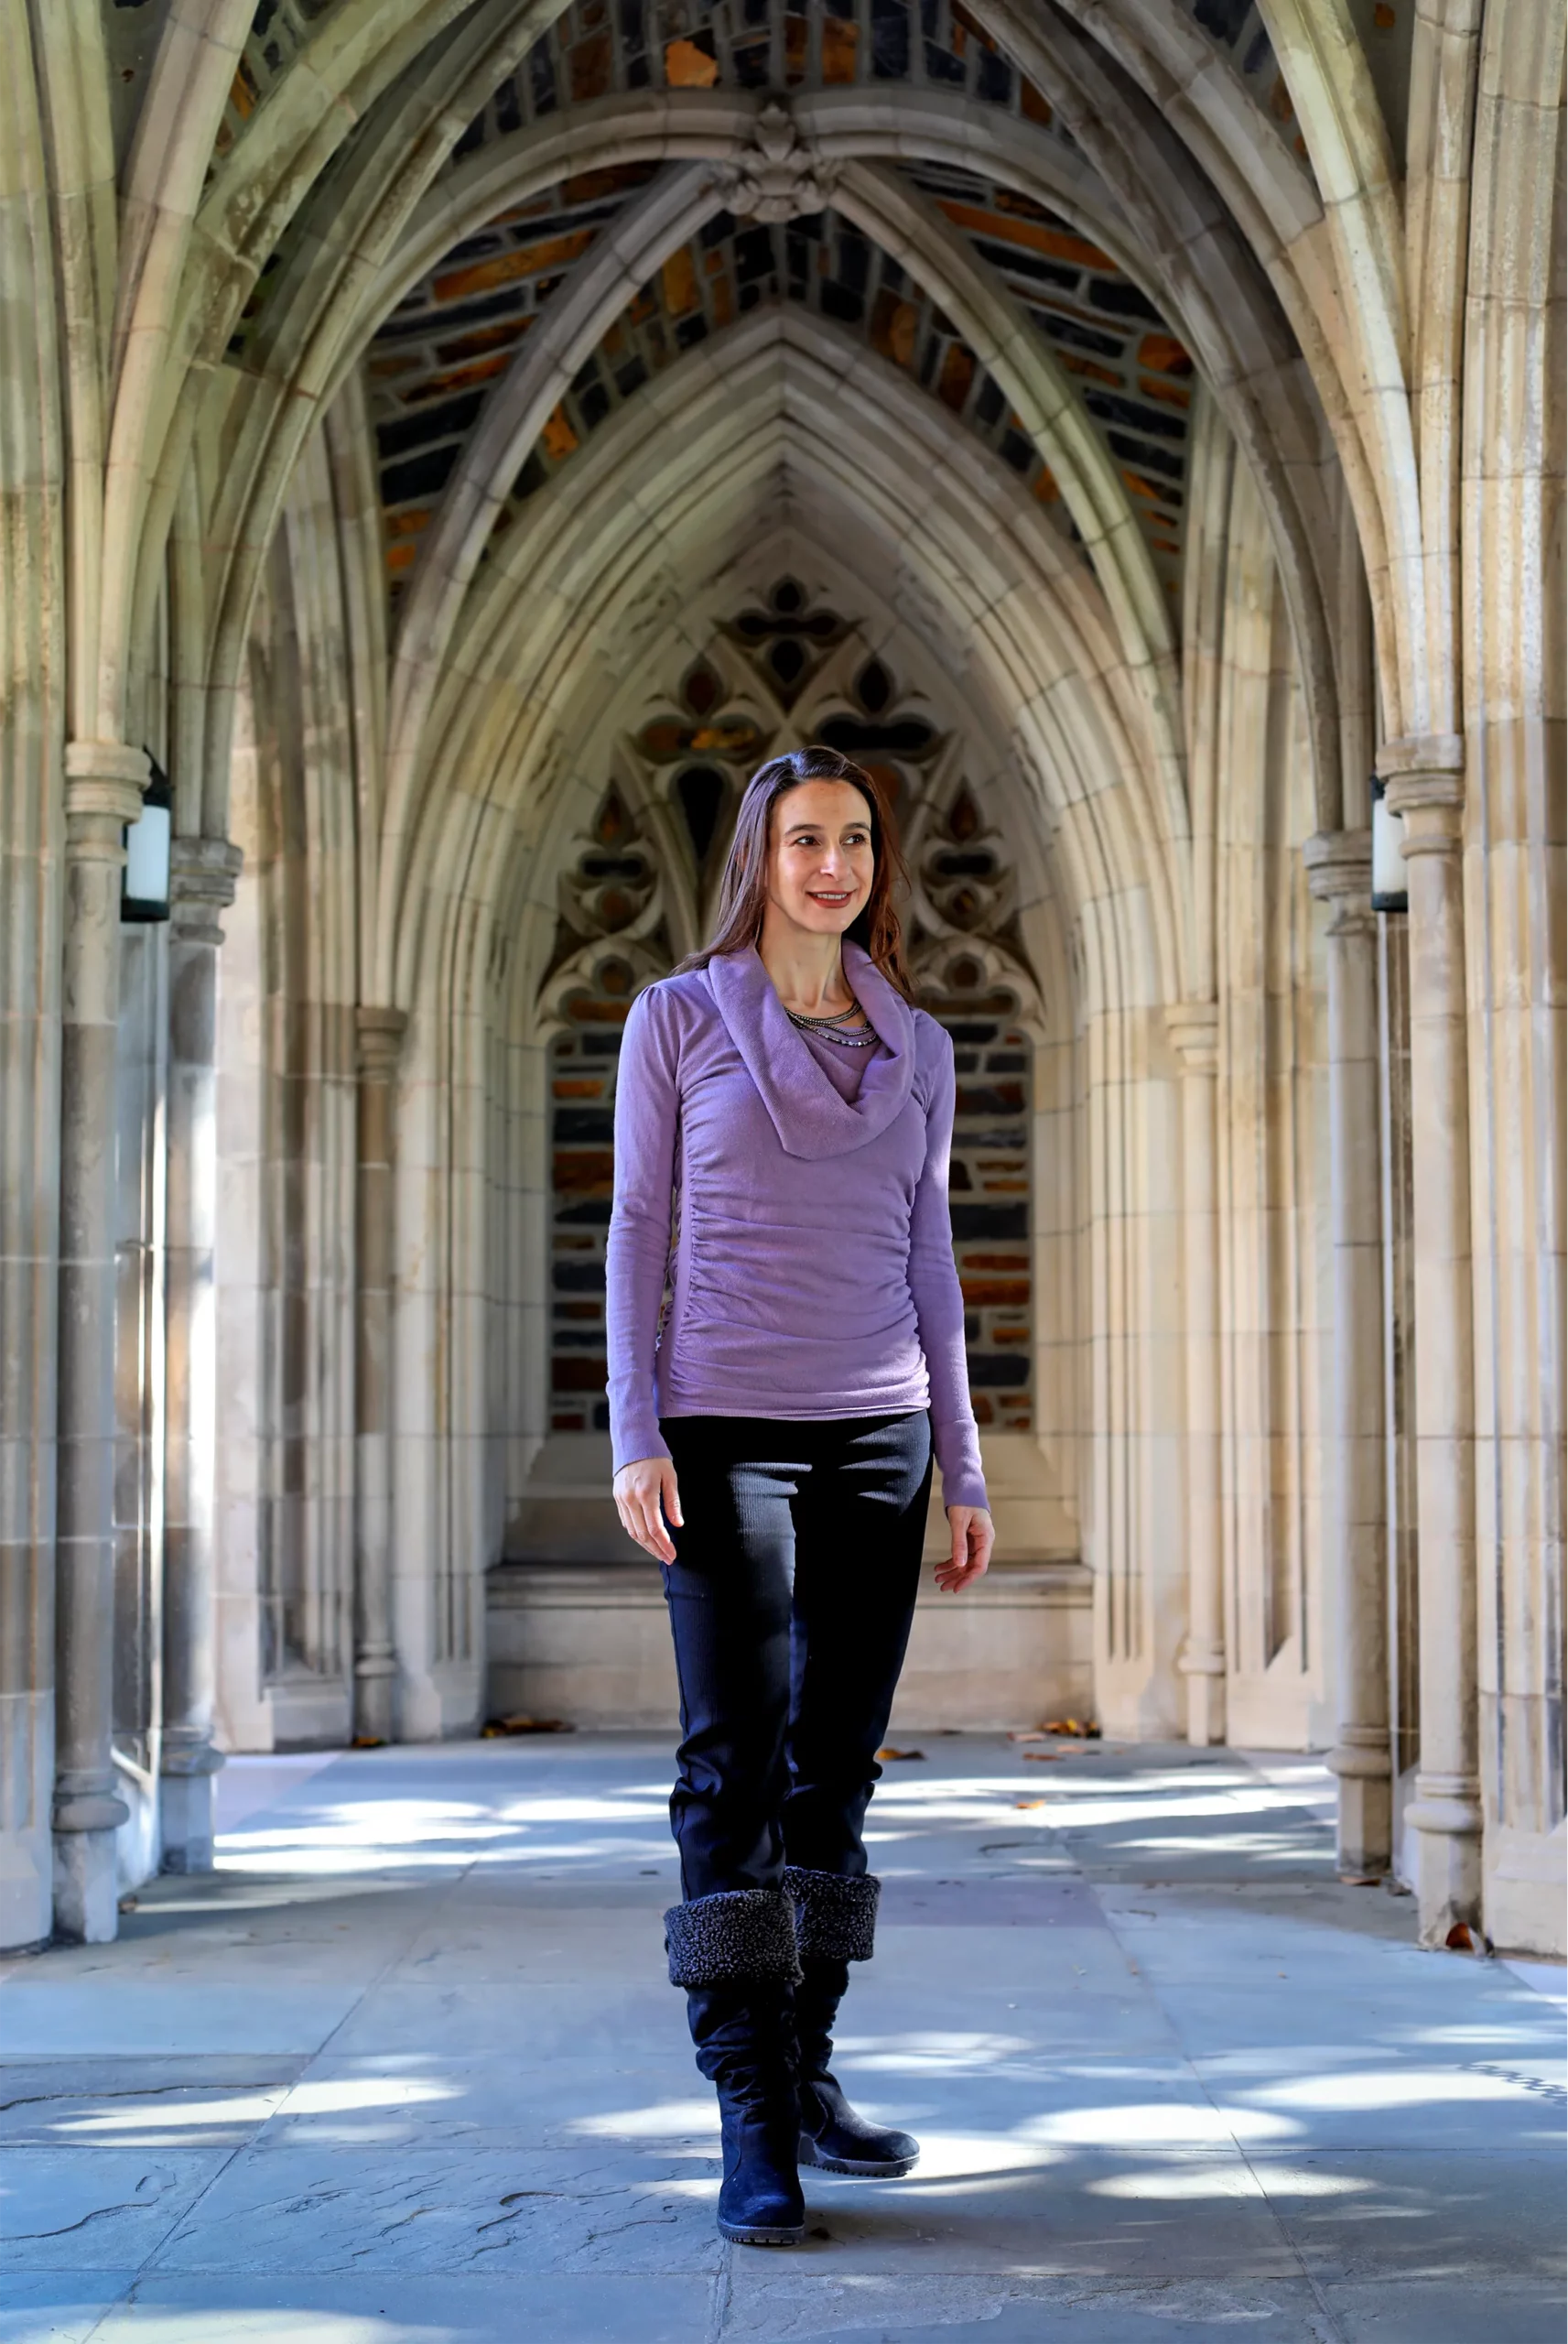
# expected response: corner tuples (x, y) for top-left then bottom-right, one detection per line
(613, 1456), (683, 1563)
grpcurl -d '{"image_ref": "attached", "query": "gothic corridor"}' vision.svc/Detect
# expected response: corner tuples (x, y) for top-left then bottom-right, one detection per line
(0, 0), (1563, 2327)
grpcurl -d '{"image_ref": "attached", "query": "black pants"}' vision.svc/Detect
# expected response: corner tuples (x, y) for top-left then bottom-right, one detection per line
(658, 1410), (934, 1903)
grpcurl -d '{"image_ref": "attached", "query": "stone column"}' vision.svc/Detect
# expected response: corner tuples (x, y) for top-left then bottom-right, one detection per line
(53, 743), (146, 1942)
(353, 1007), (407, 1743)
(1304, 830), (1391, 1874)
(1167, 1003), (1226, 1744)
(159, 839), (243, 1872)
(1380, 736), (1482, 1941)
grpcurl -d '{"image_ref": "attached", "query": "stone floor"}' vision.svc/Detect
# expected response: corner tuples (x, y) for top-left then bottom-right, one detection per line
(1, 1736), (1563, 2343)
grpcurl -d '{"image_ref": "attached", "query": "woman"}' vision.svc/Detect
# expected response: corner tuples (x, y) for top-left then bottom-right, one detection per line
(606, 744), (994, 2247)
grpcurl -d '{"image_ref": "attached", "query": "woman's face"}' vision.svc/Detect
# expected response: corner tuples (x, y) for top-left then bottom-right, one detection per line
(766, 780), (876, 938)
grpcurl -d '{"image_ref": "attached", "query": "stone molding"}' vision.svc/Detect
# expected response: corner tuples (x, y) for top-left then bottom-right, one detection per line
(1165, 1000), (1219, 1073)
(1303, 827), (1372, 897)
(1303, 827), (1376, 937)
(1377, 734), (1465, 854)
(710, 99), (838, 222)
(168, 837), (244, 945)
(356, 1004), (409, 1078)
(1327, 1723), (1393, 1782)
(160, 1733), (225, 1779)
(1406, 1778), (1485, 1839)
(63, 741), (147, 851)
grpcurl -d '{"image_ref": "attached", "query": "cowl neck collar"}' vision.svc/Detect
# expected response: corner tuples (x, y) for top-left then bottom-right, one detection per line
(707, 941), (916, 1160)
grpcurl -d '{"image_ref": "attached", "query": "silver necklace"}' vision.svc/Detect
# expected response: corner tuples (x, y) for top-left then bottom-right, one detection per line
(786, 997), (877, 1048)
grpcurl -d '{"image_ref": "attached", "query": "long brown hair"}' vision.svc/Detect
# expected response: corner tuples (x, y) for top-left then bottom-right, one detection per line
(673, 746), (915, 999)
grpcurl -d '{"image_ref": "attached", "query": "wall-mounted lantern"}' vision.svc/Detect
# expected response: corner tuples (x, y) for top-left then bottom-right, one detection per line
(122, 754), (171, 924)
(1369, 775), (1408, 914)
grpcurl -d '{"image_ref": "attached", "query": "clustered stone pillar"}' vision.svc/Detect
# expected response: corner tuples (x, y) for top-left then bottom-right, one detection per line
(1168, 1003), (1226, 1744)
(52, 743), (146, 1940)
(353, 1006), (408, 1743)
(1381, 736), (1482, 1942)
(1304, 829), (1391, 1875)
(160, 838), (244, 1873)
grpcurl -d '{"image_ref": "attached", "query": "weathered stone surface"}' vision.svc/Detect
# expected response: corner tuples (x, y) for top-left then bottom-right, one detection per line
(0, 1740), (1560, 2337)
(0, 0), (1560, 1980)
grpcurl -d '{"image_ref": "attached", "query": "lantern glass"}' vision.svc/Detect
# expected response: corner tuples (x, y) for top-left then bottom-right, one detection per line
(1370, 778), (1408, 913)
(123, 759), (172, 923)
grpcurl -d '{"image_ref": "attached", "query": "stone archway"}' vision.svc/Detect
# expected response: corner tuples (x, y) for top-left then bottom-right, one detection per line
(489, 555), (1094, 1729)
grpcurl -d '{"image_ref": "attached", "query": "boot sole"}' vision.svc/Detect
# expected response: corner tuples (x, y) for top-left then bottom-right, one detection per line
(718, 2218), (806, 2246)
(799, 2135), (918, 2178)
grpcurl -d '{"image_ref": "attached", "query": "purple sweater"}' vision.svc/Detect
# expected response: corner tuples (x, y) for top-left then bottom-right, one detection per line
(605, 940), (989, 1511)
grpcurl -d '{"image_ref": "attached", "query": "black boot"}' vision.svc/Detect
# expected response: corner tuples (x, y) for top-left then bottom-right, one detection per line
(665, 1889), (806, 2247)
(786, 1870), (920, 2179)
(687, 1980), (808, 2243)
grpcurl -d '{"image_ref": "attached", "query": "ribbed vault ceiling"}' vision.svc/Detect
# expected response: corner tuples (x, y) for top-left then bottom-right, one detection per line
(297, 0), (1303, 664)
(181, 0), (1444, 867)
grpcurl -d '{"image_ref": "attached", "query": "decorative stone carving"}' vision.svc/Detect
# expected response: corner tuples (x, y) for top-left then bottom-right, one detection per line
(711, 100), (838, 223)
(907, 785), (1039, 1020)
(540, 787), (670, 1018)
(557, 789), (661, 946)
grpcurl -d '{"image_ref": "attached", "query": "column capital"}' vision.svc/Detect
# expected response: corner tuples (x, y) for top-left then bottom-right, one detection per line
(1165, 1000), (1218, 1073)
(357, 1004), (409, 1078)
(63, 741), (147, 846)
(1376, 734), (1465, 854)
(1303, 827), (1372, 899)
(1374, 732), (1465, 792)
(168, 837), (244, 945)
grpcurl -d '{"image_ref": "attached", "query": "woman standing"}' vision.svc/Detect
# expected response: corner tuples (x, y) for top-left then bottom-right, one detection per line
(607, 745), (993, 2247)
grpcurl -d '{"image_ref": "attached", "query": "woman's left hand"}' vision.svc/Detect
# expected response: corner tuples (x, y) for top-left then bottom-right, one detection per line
(936, 1505), (994, 1593)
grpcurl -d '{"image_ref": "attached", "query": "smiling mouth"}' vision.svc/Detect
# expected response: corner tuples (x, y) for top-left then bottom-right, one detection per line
(807, 890), (854, 905)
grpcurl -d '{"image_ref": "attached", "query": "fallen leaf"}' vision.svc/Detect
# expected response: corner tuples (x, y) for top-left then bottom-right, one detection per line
(1445, 1922), (1492, 1954)
(1022, 1751), (1065, 1763)
(1014, 1798), (1047, 1809)
(1040, 1718), (1102, 1739)
(481, 1715), (576, 1737)
(351, 1733), (385, 1749)
(877, 1746), (926, 1762)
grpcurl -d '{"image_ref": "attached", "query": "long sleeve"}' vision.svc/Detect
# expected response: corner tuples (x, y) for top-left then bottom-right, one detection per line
(605, 983), (680, 1471)
(908, 1028), (989, 1512)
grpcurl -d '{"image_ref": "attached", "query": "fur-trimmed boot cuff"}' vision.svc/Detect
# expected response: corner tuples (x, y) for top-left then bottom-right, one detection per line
(664, 1888), (804, 1989)
(784, 1866), (880, 1964)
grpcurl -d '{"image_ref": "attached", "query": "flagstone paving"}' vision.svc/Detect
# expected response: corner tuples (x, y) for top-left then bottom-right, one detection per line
(2, 1737), (1562, 2341)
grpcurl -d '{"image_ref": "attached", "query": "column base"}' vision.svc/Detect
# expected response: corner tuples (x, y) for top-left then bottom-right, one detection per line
(1408, 1778), (1484, 1946)
(1328, 1736), (1392, 1874)
(1181, 1654), (1226, 1746)
(353, 1655), (397, 1745)
(159, 1768), (219, 1873)
(52, 1827), (120, 1944)
(1334, 1773), (1392, 1876)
